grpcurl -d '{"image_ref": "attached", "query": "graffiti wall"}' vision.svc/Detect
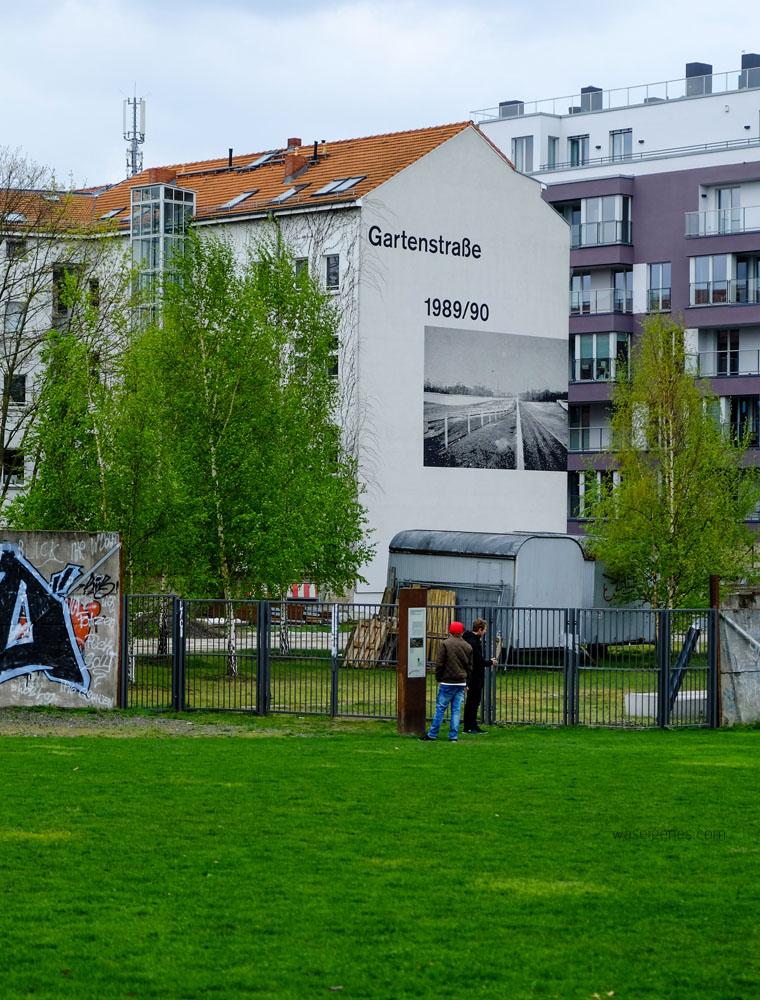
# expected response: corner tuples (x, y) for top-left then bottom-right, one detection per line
(0, 531), (121, 708)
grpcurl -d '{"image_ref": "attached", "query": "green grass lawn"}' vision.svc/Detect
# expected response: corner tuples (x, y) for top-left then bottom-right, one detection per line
(1, 722), (758, 999)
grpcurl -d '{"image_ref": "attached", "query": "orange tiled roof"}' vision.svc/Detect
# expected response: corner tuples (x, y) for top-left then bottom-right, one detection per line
(92, 122), (481, 227)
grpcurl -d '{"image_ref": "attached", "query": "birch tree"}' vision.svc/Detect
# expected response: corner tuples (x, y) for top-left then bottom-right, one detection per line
(584, 314), (760, 607)
(139, 228), (373, 670)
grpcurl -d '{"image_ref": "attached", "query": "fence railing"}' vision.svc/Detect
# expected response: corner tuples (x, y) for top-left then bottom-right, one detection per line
(121, 599), (717, 728)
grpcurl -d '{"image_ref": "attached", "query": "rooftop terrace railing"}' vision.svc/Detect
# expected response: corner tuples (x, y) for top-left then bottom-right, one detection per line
(472, 67), (760, 123)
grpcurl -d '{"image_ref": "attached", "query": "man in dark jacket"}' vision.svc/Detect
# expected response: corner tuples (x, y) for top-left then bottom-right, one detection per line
(419, 621), (473, 743)
(462, 618), (497, 734)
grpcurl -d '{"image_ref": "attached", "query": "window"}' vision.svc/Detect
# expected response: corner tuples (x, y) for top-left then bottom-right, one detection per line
(547, 136), (559, 169)
(648, 263), (671, 311)
(220, 191), (258, 209)
(241, 151), (281, 171)
(100, 206), (125, 220)
(735, 255), (760, 303)
(6, 239), (26, 260)
(570, 273), (590, 315)
(511, 136), (533, 172)
(4, 300), (24, 335)
(568, 470), (616, 518)
(729, 396), (759, 447)
(294, 257), (308, 279)
(312, 176), (366, 196)
(52, 263), (83, 327)
(569, 404), (591, 450)
(610, 129), (632, 162)
(583, 195), (631, 245)
(559, 202), (582, 247)
(717, 330), (740, 375)
(568, 135), (589, 167)
(570, 333), (630, 382)
(717, 187), (741, 233)
(6, 374), (26, 405)
(2, 449), (24, 487)
(691, 255), (728, 305)
(271, 184), (309, 204)
(614, 271), (633, 312)
(325, 254), (339, 291)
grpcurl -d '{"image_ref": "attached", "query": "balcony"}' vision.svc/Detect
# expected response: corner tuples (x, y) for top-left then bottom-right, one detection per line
(571, 288), (633, 315)
(569, 425), (611, 452)
(696, 349), (760, 377)
(570, 221), (632, 249)
(690, 279), (760, 306)
(686, 206), (760, 237)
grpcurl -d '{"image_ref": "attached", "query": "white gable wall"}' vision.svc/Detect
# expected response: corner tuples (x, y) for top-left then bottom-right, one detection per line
(355, 127), (569, 600)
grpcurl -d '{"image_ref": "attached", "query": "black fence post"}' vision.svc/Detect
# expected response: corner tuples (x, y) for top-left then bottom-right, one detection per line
(330, 604), (339, 717)
(656, 611), (671, 728)
(256, 601), (270, 715)
(564, 608), (579, 725)
(172, 597), (185, 712)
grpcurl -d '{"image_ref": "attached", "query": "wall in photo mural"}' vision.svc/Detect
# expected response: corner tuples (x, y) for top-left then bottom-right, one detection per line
(0, 531), (121, 708)
(423, 327), (568, 471)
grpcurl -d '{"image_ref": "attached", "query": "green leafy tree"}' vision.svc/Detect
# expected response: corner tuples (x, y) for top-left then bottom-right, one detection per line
(134, 229), (373, 667)
(584, 314), (760, 608)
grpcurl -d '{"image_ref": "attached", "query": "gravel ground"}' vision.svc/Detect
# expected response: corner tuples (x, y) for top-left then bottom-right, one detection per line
(0, 708), (265, 738)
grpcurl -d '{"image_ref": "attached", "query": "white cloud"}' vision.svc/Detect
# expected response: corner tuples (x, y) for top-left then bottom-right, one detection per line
(1, 0), (755, 185)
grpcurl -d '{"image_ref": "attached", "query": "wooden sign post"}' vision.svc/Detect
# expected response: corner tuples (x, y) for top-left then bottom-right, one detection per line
(397, 588), (428, 734)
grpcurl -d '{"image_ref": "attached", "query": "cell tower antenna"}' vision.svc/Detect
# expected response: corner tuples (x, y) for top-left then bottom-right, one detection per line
(123, 92), (146, 178)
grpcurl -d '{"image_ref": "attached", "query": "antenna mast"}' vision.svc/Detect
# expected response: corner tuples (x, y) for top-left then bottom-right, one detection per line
(123, 94), (146, 178)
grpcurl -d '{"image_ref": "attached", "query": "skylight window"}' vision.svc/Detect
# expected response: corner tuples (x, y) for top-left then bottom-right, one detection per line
(1, 213), (27, 224)
(271, 184), (309, 204)
(221, 190), (258, 209)
(241, 151), (281, 171)
(100, 206), (125, 219)
(312, 176), (367, 196)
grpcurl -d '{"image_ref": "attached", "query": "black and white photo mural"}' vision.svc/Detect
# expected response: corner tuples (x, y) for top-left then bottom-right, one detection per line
(423, 326), (568, 471)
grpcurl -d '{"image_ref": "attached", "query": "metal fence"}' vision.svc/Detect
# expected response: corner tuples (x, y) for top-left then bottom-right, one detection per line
(121, 598), (718, 728)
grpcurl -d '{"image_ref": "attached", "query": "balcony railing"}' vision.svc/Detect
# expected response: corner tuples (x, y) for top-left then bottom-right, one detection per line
(472, 66), (760, 122)
(570, 288), (632, 315)
(569, 426), (611, 452)
(570, 221), (632, 248)
(689, 279), (760, 305)
(696, 349), (760, 377)
(686, 206), (760, 237)
(569, 358), (629, 382)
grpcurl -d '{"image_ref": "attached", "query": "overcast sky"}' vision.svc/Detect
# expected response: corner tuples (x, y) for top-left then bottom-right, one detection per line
(1, 0), (754, 188)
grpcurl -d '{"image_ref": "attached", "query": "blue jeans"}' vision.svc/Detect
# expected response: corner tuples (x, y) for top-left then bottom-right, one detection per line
(427, 684), (466, 741)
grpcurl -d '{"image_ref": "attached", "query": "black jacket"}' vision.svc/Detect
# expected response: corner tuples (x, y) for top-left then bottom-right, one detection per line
(463, 630), (489, 675)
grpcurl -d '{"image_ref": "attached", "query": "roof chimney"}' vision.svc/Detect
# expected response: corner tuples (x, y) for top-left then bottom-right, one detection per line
(286, 137), (302, 150)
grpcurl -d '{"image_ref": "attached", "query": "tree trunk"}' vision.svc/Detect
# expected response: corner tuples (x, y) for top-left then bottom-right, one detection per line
(278, 597), (291, 656)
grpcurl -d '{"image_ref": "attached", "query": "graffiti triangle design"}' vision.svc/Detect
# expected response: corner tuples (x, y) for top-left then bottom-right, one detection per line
(0, 547), (90, 692)
(6, 579), (33, 649)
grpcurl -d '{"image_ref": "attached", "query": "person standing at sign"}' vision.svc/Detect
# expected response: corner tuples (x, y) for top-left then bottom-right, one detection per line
(462, 618), (497, 734)
(419, 621), (473, 743)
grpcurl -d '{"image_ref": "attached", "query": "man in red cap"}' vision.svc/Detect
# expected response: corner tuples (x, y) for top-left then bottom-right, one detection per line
(419, 621), (473, 743)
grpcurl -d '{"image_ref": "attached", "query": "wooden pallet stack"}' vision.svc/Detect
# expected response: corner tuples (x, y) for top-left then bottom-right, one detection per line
(425, 590), (456, 662)
(343, 592), (398, 668)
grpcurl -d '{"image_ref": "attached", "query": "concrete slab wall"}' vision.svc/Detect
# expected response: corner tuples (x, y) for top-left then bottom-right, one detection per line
(0, 531), (121, 708)
(719, 589), (760, 725)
